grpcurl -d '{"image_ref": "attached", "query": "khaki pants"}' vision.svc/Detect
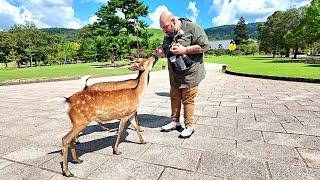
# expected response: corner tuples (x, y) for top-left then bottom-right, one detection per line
(170, 85), (198, 127)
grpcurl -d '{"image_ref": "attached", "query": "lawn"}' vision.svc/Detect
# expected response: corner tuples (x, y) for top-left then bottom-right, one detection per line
(206, 55), (320, 79)
(0, 59), (167, 83)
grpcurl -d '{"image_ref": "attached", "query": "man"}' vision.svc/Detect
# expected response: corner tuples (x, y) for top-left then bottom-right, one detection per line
(153, 12), (210, 138)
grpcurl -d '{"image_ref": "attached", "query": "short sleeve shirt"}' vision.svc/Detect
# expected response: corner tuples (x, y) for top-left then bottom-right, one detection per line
(162, 19), (210, 88)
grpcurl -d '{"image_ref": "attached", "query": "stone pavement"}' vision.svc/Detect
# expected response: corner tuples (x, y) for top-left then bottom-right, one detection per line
(0, 63), (320, 180)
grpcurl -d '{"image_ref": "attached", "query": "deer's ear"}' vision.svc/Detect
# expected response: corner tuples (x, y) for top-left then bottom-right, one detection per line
(129, 63), (138, 71)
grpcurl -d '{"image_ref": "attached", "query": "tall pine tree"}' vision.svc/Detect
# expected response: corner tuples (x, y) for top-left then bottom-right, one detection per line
(234, 17), (249, 45)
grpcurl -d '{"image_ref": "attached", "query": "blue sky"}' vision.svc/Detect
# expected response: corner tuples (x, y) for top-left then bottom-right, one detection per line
(0, 0), (311, 30)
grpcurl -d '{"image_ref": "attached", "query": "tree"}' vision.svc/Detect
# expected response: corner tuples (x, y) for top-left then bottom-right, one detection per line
(95, 0), (149, 59)
(0, 32), (12, 67)
(258, 11), (287, 57)
(6, 48), (21, 68)
(302, 0), (320, 55)
(234, 17), (249, 45)
(283, 7), (306, 58)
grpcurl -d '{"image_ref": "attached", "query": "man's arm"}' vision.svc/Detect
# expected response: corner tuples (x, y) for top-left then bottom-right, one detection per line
(170, 44), (207, 55)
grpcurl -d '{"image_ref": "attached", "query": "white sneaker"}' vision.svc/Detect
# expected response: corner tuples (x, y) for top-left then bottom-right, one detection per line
(179, 127), (194, 138)
(161, 121), (181, 132)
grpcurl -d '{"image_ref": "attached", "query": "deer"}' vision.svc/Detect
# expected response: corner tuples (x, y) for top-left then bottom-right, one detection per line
(73, 60), (147, 143)
(50, 57), (157, 177)
(80, 61), (145, 132)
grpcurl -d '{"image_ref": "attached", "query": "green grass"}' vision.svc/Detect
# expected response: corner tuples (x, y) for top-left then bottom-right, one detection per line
(206, 55), (320, 79)
(149, 28), (164, 41)
(0, 59), (167, 83)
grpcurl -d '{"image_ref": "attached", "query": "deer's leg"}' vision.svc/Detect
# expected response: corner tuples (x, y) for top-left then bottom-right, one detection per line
(113, 116), (130, 155)
(70, 139), (82, 164)
(74, 136), (80, 144)
(62, 124), (87, 177)
(130, 113), (146, 144)
(133, 112), (143, 132)
(97, 122), (110, 131)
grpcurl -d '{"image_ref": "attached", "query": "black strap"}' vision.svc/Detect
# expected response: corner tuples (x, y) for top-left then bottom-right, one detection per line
(178, 18), (192, 22)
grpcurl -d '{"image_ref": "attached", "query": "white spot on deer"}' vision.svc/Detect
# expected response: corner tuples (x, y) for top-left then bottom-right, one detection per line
(77, 100), (80, 104)
(82, 101), (85, 104)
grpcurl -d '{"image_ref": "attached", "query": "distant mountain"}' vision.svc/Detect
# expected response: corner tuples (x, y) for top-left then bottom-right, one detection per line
(205, 22), (262, 41)
(40, 28), (80, 41)
(39, 28), (164, 41)
(40, 23), (261, 42)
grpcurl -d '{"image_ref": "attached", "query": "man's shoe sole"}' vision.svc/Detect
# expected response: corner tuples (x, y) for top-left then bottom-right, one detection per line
(160, 125), (182, 132)
(178, 130), (194, 139)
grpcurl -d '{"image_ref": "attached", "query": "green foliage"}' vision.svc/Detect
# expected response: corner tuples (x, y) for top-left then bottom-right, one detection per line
(206, 55), (320, 79)
(239, 40), (259, 55)
(205, 23), (260, 41)
(40, 28), (80, 41)
(234, 17), (249, 45)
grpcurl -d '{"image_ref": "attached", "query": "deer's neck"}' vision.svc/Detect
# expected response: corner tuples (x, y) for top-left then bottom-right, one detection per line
(135, 69), (149, 98)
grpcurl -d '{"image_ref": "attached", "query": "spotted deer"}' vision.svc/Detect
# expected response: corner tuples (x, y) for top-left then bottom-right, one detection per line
(51, 57), (157, 177)
(81, 59), (147, 132)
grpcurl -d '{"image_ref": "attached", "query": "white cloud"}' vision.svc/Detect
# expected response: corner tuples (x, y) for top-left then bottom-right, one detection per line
(210, 0), (311, 27)
(187, 1), (199, 22)
(115, 9), (125, 19)
(94, 0), (109, 4)
(0, 0), (82, 29)
(148, 5), (170, 28)
(89, 15), (99, 24)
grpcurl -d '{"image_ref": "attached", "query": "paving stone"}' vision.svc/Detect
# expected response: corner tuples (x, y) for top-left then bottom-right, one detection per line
(3, 144), (59, 167)
(0, 136), (31, 156)
(282, 124), (320, 136)
(238, 121), (285, 132)
(0, 163), (55, 180)
(41, 151), (109, 178)
(0, 159), (13, 170)
(2, 63), (320, 179)
(159, 167), (222, 180)
(254, 114), (299, 124)
(203, 106), (237, 114)
(126, 127), (184, 146)
(237, 107), (274, 115)
(295, 117), (320, 127)
(263, 132), (320, 150)
(273, 109), (318, 118)
(213, 126), (263, 142)
(268, 162), (320, 180)
(297, 148), (320, 168)
(237, 141), (305, 166)
(196, 117), (237, 128)
(182, 136), (236, 155)
(197, 151), (269, 180)
(88, 156), (164, 180)
(139, 144), (201, 171)
(48, 173), (82, 179)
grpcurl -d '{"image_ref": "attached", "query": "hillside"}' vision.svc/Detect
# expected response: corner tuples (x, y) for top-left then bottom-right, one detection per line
(40, 27), (164, 41)
(204, 22), (262, 41)
(40, 22), (261, 42)
(40, 28), (80, 41)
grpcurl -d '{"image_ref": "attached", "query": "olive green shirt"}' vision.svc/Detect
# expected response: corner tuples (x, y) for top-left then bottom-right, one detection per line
(162, 19), (210, 88)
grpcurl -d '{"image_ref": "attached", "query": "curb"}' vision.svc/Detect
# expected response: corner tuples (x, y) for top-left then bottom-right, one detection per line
(221, 65), (320, 84)
(0, 74), (116, 86)
(0, 67), (167, 86)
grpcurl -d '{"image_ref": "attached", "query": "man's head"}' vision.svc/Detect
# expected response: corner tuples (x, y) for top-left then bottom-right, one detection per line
(159, 12), (180, 37)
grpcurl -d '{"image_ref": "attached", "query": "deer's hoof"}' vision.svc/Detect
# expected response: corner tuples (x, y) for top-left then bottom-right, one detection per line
(141, 141), (147, 144)
(62, 171), (74, 177)
(72, 159), (83, 164)
(113, 149), (122, 155)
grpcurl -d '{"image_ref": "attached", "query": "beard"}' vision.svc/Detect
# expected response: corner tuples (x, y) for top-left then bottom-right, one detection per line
(167, 24), (178, 37)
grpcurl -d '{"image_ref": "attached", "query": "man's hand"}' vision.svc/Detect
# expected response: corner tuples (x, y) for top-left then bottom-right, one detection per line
(170, 43), (187, 55)
(153, 48), (164, 57)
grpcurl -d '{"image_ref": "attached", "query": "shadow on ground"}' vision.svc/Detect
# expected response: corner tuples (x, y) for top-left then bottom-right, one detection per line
(155, 92), (170, 97)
